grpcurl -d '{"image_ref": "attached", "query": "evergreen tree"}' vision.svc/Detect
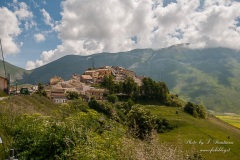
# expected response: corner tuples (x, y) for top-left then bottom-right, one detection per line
(36, 82), (47, 97)
(122, 77), (138, 97)
(66, 91), (79, 100)
(102, 75), (115, 94)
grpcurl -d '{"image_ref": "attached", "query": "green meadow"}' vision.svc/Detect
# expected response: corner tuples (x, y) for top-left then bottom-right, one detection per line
(216, 115), (240, 129)
(146, 106), (240, 160)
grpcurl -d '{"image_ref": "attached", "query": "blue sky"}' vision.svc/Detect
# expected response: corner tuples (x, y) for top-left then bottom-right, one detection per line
(0, 0), (240, 70)
(0, 0), (62, 68)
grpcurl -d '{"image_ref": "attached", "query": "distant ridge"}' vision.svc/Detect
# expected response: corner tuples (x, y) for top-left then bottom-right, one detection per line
(0, 59), (30, 82)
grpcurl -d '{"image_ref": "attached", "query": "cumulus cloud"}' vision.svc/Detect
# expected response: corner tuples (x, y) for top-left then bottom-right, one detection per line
(26, 59), (44, 70)
(34, 33), (45, 43)
(0, 7), (21, 54)
(0, 1), (34, 55)
(28, 0), (240, 69)
(40, 8), (54, 28)
(13, 0), (33, 20)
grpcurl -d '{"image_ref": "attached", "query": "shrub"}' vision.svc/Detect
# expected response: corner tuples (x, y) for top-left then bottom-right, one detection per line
(68, 99), (89, 112)
(184, 102), (206, 119)
(11, 115), (74, 159)
(154, 117), (177, 133)
(88, 98), (119, 121)
(127, 105), (155, 140)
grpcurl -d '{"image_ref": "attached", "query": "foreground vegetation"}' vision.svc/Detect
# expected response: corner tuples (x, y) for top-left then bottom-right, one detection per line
(0, 94), (240, 159)
(0, 95), (185, 159)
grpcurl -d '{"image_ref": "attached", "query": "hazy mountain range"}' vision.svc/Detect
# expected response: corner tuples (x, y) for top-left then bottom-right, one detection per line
(1, 45), (240, 114)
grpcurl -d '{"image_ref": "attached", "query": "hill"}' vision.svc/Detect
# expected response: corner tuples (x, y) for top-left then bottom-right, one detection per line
(0, 95), (240, 159)
(0, 59), (30, 83)
(20, 46), (240, 114)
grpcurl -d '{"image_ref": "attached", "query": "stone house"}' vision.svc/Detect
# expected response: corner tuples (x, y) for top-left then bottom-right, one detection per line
(85, 88), (108, 100)
(50, 88), (67, 104)
(80, 75), (93, 83)
(84, 70), (99, 79)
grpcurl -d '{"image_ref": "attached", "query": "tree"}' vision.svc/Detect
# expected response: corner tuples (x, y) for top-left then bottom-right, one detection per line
(66, 91), (79, 100)
(141, 77), (169, 103)
(102, 75), (115, 94)
(141, 77), (153, 99)
(122, 77), (138, 97)
(184, 102), (206, 119)
(107, 94), (118, 103)
(157, 82), (169, 102)
(184, 102), (195, 115)
(198, 105), (206, 119)
(114, 82), (123, 93)
(36, 83), (47, 97)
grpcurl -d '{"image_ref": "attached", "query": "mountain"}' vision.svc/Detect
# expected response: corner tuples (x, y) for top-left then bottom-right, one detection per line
(0, 59), (30, 83)
(18, 46), (240, 113)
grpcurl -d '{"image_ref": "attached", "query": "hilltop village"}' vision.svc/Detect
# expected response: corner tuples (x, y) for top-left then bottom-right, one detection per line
(2, 65), (182, 108)
(45, 66), (142, 103)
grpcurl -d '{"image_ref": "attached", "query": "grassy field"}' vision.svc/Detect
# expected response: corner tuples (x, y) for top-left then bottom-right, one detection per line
(216, 115), (240, 129)
(145, 106), (240, 160)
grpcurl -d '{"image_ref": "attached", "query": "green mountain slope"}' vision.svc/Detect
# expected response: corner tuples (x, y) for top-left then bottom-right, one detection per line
(20, 46), (240, 113)
(0, 59), (30, 82)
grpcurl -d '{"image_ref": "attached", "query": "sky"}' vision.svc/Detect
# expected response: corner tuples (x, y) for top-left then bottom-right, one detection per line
(0, 0), (240, 70)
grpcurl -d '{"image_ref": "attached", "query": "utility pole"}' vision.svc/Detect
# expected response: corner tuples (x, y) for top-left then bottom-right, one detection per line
(0, 38), (7, 77)
(15, 80), (17, 94)
(92, 58), (95, 69)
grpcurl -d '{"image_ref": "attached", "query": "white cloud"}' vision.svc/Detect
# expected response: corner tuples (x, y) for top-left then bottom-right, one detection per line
(12, 0), (33, 21)
(40, 8), (54, 28)
(34, 33), (45, 43)
(24, 20), (37, 30)
(0, 1), (35, 56)
(28, 0), (240, 69)
(26, 59), (44, 70)
(0, 7), (21, 54)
